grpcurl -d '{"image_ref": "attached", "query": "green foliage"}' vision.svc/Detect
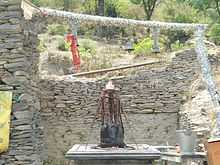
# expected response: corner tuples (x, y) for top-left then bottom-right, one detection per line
(130, 0), (159, 20)
(78, 39), (97, 69)
(208, 23), (220, 45)
(130, 0), (142, 4)
(161, 1), (200, 23)
(48, 24), (68, 36)
(116, 0), (145, 19)
(177, 0), (211, 11)
(207, 8), (220, 23)
(156, 1), (199, 50)
(177, 0), (220, 22)
(57, 39), (70, 51)
(82, 0), (97, 14)
(79, 39), (96, 55)
(78, 39), (111, 70)
(171, 40), (187, 51)
(105, 0), (118, 17)
(133, 38), (153, 56)
(31, 0), (41, 6)
(37, 40), (47, 52)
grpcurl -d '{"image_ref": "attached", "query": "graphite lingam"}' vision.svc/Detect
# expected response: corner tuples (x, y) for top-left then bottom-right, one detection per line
(97, 81), (126, 148)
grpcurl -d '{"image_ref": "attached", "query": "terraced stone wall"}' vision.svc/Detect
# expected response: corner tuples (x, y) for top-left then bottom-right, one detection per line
(0, 1), (43, 164)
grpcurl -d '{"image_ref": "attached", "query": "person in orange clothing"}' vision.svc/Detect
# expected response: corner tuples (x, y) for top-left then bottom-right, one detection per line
(66, 33), (81, 72)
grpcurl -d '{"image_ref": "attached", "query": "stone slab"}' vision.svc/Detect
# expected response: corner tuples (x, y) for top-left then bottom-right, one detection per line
(74, 160), (155, 165)
(65, 144), (160, 160)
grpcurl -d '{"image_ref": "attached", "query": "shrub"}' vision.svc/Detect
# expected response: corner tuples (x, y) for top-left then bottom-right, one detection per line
(208, 23), (220, 45)
(79, 38), (96, 54)
(116, 0), (145, 19)
(48, 24), (68, 36)
(171, 40), (186, 51)
(31, 0), (40, 6)
(37, 40), (47, 52)
(57, 38), (70, 51)
(156, 1), (201, 50)
(133, 37), (153, 56)
(159, 0), (200, 23)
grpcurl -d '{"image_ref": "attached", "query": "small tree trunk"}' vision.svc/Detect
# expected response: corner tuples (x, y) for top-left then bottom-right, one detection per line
(215, 0), (220, 18)
(96, 0), (105, 37)
(142, 0), (157, 20)
(97, 0), (105, 16)
(64, 0), (70, 11)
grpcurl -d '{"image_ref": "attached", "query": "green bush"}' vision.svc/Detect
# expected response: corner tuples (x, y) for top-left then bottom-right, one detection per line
(116, 0), (145, 19)
(171, 40), (186, 51)
(156, 1), (201, 50)
(48, 24), (68, 36)
(160, 1), (200, 23)
(31, 0), (40, 6)
(57, 39), (70, 51)
(37, 40), (47, 52)
(133, 38), (153, 56)
(78, 39), (112, 71)
(79, 38), (96, 54)
(208, 24), (220, 45)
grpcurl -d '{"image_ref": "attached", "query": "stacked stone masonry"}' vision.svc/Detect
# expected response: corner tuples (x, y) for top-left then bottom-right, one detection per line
(0, 1), (43, 165)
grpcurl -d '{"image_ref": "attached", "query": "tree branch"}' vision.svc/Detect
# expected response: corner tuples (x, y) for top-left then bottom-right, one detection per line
(214, 0), (220, 18)
(142, 0), (158, 20)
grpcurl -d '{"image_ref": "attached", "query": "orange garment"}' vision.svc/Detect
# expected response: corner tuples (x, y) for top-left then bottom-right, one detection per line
(66, 33), (81, 72)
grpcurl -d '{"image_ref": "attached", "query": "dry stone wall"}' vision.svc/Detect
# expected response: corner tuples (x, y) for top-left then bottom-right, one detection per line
(40, 49), (200, 162)
(0, 1), (43, 164)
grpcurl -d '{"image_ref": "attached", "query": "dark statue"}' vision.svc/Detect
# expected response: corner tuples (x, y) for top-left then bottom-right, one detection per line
(97, 81), (126, 148)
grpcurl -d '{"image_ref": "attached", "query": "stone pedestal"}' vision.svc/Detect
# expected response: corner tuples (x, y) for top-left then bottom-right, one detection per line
(66, 144), (160, 165)
(151, 27), (160, 53)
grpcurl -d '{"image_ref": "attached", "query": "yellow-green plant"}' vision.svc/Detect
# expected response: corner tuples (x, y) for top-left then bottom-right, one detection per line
(133, 37), (153, 56)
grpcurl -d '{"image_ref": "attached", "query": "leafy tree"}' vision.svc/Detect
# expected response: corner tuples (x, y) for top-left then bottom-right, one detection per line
(82, 0), (97, 14)
(130, 0), (160, 20)
(177, 0), (211, 11)
(105, 0), (118, 17)
(179, 0), (220, 18)
(159, 0), (200, 50)
(116, 0), (145, 19)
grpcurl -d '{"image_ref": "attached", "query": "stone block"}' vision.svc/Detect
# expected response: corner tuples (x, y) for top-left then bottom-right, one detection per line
(15, 125), (32, 131)
(4, 61), (28, 72)
(7, 5), (21, 11)
(14, 111), (33, 119)
(56, 104), (66, 108)
(0, 24), (21, 33)
(1, 74), (28, 86)
(0, 85), (13, 90)
(15, 155), (32, 161)
(0, 61), (7, 65)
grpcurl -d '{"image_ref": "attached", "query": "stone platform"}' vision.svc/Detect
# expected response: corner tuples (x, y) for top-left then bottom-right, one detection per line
(66, 144), (160, 165)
